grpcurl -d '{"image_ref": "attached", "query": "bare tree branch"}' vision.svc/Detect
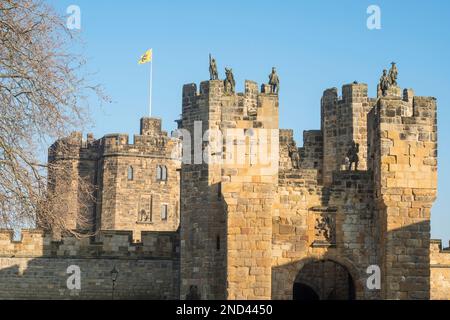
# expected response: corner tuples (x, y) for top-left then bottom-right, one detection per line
(0, 0), (108, 238)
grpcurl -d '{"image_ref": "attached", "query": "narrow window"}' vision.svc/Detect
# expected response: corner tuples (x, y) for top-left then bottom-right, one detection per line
(216, 235), (221, 251)
(217, 183), (222, 200)
(161, 204), (168, 221)
(127, 166), (134, 181)
(161, 166), (168, 181)
(156, 165), (162, 181)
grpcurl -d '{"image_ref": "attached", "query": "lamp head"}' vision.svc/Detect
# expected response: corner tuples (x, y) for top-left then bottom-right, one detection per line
(111, 266), (119, 282)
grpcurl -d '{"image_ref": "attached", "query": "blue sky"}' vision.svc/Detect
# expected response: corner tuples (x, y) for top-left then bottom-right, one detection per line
(47, 0), (450, 243)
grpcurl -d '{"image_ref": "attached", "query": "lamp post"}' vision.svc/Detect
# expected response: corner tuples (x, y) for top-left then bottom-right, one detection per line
(110, 266), (119, 300)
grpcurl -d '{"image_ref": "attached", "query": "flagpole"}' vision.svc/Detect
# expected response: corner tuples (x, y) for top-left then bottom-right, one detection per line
(149, 58), (153, 117)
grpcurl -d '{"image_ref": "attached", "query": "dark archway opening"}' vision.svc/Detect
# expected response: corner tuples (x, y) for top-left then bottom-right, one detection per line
(294, 259), (356, 300)
(293, 283), (320, 301)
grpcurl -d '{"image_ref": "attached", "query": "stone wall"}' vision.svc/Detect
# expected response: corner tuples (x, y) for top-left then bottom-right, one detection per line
(47, 132), (99, 232)
(222, 86), (279, 300)
(299, 130), (323, 175)
(179, 81), (228, 300)
(0, 230), (179, 300)
(0, 257), (177, 300)
(272, 168), (379, 300)
(430, 240), (450, 300)
(321, 84), (374, 186)
(180, 79), (279, 300)
(368, 88), (438, 299)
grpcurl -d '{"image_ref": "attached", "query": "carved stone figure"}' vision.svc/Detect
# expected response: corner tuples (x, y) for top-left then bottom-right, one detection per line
(139, 209), (150, 222)
(379, 69), (390, 96)
(224, 68), (236, 94)
(388, 62), (398, 86)
(347, 142), (360, 171)
(186, 285), (201, 300)
(315, 215), (334, 243)
(343, 156), (350, 171)
(209, 54), (218, 81)
(288, 142), (300, 169)
(268, 67), (280, 94)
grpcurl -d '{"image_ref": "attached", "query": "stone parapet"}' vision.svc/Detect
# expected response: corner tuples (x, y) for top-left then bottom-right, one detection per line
(0, 230), (179, 260)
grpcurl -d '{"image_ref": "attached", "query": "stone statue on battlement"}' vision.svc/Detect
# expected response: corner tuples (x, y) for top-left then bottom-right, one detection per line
(346, 141), (359, 171)
(224, 68), (236, 94)
(209, 54), (219, 81)
(268, 67), (280, 94)
(288, 142), (300, 169)
(186, 285), (201, 300)
(379, 63), (399, 97)
(379, 69), (390, 97)
(388, 62), (398, 86)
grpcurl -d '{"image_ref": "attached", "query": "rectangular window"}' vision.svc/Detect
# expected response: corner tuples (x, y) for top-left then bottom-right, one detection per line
(161, 204), (168, 221)
(128, 166), (134, 181)
(161, 166), (167, 181)
(218, 183), (222, 200)
(157, 165), (168, 182)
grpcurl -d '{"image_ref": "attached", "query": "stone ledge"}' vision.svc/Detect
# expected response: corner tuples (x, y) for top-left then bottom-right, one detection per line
(311, 241), (336, 248)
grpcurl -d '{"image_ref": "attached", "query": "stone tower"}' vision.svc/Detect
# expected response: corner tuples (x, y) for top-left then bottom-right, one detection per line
(180, 79), (279, 300)
(368, 86), (438, 299)
(321, 83), (375, 185)
(180, 67), (439, 300)
(47, 117), (181, 240)
(39, 65), (446, 300)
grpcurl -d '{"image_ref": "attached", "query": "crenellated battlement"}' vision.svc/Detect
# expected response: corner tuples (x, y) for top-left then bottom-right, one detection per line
(321, 83), (374, 185)
(321, 83), (369, 106)
(431, 239), (450, 271)
(431, 239), (450, 254)
(50, 119), (181, 162)
(0, 229), (179, 259)
(47, 115), (181, 241)
(101, 134), (179, 159)
(183, 79), (275, 98)
(182, 79), (278, 125)
(430, 239), (450, 300)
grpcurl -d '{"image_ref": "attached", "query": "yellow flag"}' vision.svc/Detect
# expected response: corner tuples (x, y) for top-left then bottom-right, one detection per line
(138, 49), (152, 64)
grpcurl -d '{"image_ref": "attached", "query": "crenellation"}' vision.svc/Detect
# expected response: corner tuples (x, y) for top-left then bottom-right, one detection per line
(245, 80), (259, 96)
(1, 67), (448, 300)
(0, 229), (179, 260)
(299, 130), (323, 175)
(322, 84), (374, 185)
(321, 87), (339, 186)
(140, 117), (163, 136)
(341, 83), (368, 103)
(430, 239), (450, 299)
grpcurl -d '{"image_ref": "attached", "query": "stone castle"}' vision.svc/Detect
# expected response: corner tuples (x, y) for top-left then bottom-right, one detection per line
(0, 63), (449, 300)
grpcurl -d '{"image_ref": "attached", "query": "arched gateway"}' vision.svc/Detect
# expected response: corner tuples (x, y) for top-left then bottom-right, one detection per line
(293, 260), (356, 300)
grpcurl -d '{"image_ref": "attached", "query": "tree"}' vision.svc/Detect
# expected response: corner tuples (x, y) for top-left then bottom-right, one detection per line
(0, 0), (106, 237)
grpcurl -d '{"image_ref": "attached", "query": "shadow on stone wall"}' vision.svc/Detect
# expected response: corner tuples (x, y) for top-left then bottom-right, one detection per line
(0, 220), (438, 300)
(272, 220), (432, 300)
(0, 230), (180, 300)
(0, 257), (178, 300)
